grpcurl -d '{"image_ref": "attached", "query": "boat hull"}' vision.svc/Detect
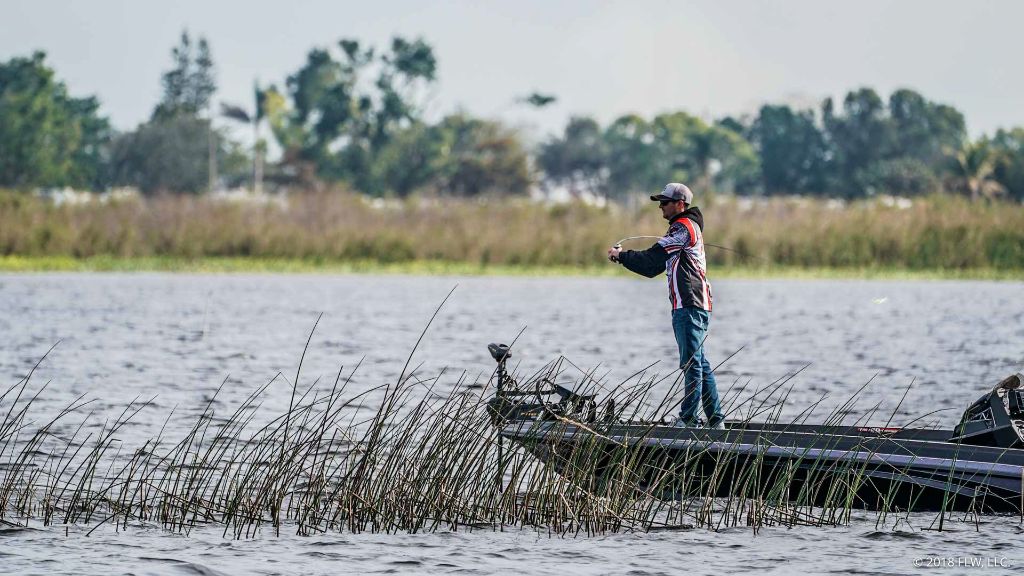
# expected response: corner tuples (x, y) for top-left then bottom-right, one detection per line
(499, 420), (1024, 513)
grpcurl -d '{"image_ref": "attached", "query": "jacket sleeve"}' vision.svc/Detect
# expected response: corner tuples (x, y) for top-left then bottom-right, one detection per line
(617, 243), (668, 278)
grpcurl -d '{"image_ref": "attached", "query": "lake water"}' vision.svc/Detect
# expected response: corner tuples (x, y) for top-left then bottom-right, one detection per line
(2, 273), (1023, 575)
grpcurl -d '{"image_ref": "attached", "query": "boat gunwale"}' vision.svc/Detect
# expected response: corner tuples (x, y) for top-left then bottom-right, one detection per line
(498, 419), (1024, 478)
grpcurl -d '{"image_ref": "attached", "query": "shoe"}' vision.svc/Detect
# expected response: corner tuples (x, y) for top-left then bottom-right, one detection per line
(669, 416), (699, 428)
(709, 420), (725, 430)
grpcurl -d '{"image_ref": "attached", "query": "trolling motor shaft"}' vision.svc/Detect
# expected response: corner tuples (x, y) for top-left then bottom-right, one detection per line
(487, 343), (527, 424)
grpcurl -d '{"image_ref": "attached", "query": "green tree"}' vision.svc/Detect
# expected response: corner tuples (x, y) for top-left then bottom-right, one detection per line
(710, 127), (761, 194)
(649, 112), (708, 186)
(991, 128), (1024, 201)
(537, 116), (609, 197)
(594, 111), (759, 199)
(111, 33), (230, 194)
(367, 120), (447, 196)
(152, 31), (217, 120)
(645, 111), (759, 195)
(372, 37), (437, 148)
(603, 114), (659, 198)
(877, 89), (965, 197)
(822, 88), (893, 196)
(716, 115), (747, 136)
(749, 105), (830, 195)
(432, 113), (531, 196)
(66, 95), (114, 190)
(820, 88), (967, 197)
(888, 89), (965, 167)
(285, 46), (357, 172)
(0, 51), (112, 190)
(265, 37), (437, 192)
(109, 116), (213, 194)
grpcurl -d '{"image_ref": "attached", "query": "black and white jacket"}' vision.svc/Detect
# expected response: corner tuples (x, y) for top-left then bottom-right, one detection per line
(617, 207), (712, 312)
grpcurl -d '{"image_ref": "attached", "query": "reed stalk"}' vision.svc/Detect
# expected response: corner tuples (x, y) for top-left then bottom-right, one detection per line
(0, 341), (1001, 538)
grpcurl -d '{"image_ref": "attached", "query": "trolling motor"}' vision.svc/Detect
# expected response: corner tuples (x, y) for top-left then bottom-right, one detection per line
(485, 342), (599, 425)
(489, 343), (512, 391)
(950, 373), (1024, 448)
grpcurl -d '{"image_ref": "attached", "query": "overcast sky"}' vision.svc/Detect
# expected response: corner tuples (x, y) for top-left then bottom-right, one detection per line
(4, 0), (1022, 142)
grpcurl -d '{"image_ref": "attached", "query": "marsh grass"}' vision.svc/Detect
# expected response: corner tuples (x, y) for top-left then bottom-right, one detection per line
(0, 336), (994, 539)
(2, 190), (1023, 273)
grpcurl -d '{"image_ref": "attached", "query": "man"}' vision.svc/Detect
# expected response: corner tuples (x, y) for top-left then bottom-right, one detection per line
(607, 183), (724, 428)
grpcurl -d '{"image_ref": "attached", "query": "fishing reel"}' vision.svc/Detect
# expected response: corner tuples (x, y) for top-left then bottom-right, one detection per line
(485, 342), (599, 425)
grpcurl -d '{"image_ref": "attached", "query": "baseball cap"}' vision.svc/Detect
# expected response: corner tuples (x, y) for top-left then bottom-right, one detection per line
(650, 182), (693, 204)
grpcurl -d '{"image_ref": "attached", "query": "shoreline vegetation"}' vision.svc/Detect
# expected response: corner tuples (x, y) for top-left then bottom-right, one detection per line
(2, 191), (1023, 280)
(2, 256), (1022, 281)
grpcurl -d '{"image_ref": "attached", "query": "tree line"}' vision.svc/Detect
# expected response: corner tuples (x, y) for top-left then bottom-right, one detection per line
(2, 33), (1023, 201)
(541, 91), (1024, 202)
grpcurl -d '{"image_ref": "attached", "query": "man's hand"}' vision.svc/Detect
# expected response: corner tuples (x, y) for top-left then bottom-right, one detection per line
(607, 245), (622, 263)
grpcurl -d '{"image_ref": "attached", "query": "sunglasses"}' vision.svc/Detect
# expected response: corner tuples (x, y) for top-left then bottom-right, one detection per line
(658, 199), (676, 206)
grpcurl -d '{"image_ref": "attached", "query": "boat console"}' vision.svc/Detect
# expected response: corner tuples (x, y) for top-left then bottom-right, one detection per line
(950, 373), (1024, 449)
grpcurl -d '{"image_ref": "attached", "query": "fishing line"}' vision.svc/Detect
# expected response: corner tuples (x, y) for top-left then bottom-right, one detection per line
(612, 235), (663, 248)
(612, 235), (764, 261)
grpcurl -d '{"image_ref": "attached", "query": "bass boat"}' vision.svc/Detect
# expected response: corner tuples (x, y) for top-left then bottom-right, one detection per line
(485, 343), (1024, 513)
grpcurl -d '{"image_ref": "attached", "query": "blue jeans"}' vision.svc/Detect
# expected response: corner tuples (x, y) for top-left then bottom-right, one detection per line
(672, 307), (723, 426)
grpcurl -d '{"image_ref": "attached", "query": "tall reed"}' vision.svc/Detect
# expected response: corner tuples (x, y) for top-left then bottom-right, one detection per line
(0, 341), (991, 538)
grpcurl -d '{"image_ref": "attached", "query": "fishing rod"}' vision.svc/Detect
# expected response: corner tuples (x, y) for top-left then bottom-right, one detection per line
(612, 236), (765, 261)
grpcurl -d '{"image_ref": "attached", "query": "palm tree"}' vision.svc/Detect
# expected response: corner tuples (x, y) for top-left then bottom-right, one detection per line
(951, 140), (1005, 201)
(221, 83), (268, 192)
